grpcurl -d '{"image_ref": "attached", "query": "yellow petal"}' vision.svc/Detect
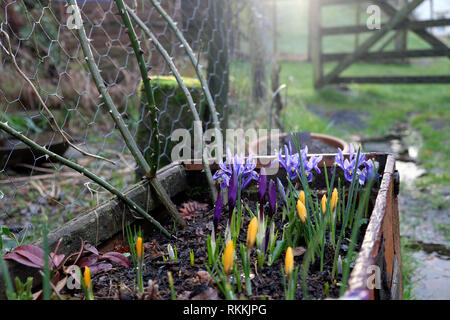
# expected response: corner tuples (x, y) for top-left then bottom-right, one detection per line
(331, 188), (338, 212)
(296, 199), (307, 223)
(223, 240), (234, 276)
(136, 236), (143, 260)
(246, 217), (258, 249)
(299, 190), (305, 207)
(84, 266), (91, 288)
(321, 194), (327, 216)
(285, 247), (294, 278)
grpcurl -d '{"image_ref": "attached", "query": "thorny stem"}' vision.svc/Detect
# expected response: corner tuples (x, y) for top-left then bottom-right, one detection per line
(68, 0), (186, 228)
(0, 29), (115, 165)
(114, 0), (159, 178)
(0, 121), (172, 238)
(125, 5), (217, 201)
(67, 0), (148, 173)
(149, 0), (222, 150)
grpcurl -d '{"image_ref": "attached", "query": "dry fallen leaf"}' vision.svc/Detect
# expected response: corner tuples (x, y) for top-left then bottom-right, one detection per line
(197, 270), (213, 285)
(179, 201), (209, 220)
(191, 287), (220, 300)
(293, 246), (306, 257)
(195, 227), (204, 236)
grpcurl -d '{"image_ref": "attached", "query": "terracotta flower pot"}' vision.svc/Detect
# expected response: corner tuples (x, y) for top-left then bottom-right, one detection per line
(248, 132), (349, 156)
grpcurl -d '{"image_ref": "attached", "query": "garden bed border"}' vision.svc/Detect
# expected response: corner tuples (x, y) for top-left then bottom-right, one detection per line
(0, 153), (401, 300)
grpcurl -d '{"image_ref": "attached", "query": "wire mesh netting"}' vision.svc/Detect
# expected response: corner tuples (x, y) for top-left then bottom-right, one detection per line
(0, 0), (282, 235)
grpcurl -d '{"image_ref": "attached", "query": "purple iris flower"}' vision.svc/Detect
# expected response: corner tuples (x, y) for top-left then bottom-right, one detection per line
(228, 169), (238, 219)
(268, 179), (277, 217)
(302, 146), (323, 183)
(213, 189), (223, 232)
(334, 145), (365, 174)
(258, 167), (267, 202)
(359, 158), (379, 185)
(333, 145), (373, 185)
(343, 158), (360, 182)
(212, 150), (258, 191)
(274, 144), (322, 183)
(258, 167), (267, 220)
(274, 143), (301, 180)
(276, 177), (287, 206)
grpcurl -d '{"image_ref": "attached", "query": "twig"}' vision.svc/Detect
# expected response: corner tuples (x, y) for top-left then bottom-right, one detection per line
(0, 121), (172, 238)
(0, 167), (132, 184)
(0, 29), (115, 165)
(68, 0), (186, 228)
(126, 5), (217, 201)
(154, 260), (180, 266)
(148, 0), (222, 144)
(114, 0), (160, 177)
(38, 271), (65, 301)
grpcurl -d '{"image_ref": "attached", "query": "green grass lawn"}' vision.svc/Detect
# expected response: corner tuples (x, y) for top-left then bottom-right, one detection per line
(278, 58), (450, 173)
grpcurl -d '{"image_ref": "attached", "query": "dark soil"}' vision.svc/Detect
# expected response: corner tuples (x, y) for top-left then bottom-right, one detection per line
(82, 188), (369, 300)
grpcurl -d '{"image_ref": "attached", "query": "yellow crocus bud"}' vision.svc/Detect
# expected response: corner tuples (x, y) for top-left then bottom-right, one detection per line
(296, 199), (307, 223)
(223, 240), (235, 276)
(299, 190), (305, 206)
(136, 236), (143, 261)
(331, 188), (338, 212)
(246, 217), (258, 249)
(84, 266), (91, 289)
(321, 194), (327, 215)
(285, 247), (294, 279)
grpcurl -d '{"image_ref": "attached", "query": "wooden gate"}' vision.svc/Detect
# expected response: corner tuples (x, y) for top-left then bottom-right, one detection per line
(310, 0), (450, 89)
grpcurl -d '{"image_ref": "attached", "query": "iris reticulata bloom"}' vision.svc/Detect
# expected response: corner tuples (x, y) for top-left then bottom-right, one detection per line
(212, 150), (258, 191)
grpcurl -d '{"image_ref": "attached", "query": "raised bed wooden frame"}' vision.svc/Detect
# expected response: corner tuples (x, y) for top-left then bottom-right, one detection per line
(0, 152), (401, 300)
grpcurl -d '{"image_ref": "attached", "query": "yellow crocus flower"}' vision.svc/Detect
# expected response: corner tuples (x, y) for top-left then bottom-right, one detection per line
(299, 190), (305, 206)
(321, 194), (327, 215)
(331, 188), (338, 212)
(285, 247), (294, 279)
(246, 217), (258, 249)
(84, 266), (91, 289)
(296, 199), (307, 223)
(136, 236), (144, 261)
(223, 240), (234, 276)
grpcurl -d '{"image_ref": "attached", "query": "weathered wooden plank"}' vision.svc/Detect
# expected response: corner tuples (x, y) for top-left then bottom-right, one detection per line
(322, 49), (449, 61)
(321, 19), (450, 36)
(331, 75), (450, 84)
(0, 163), (187, 299)
(345, 154), (397, 299)
(311, 0), (324, 88)
(322, 0), (374, 5)
(183, 152), (388, 171)
(383, 177), (395, 291)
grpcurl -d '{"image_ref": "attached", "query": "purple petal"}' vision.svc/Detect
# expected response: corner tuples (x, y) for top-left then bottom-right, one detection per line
(277, 178), (287, 206)
(213, 189), (223, 231)
(268, 179), (277, 216)
(258, 168), (267, 201)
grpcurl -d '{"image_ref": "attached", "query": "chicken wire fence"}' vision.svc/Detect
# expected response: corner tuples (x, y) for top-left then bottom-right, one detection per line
(0, 0), (281, 233)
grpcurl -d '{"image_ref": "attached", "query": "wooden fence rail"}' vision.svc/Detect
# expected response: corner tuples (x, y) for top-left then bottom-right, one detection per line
(310, 0), (450, 88)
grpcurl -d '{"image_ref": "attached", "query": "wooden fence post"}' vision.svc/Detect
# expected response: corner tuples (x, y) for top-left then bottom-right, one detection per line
(310, 0), (323, 89)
